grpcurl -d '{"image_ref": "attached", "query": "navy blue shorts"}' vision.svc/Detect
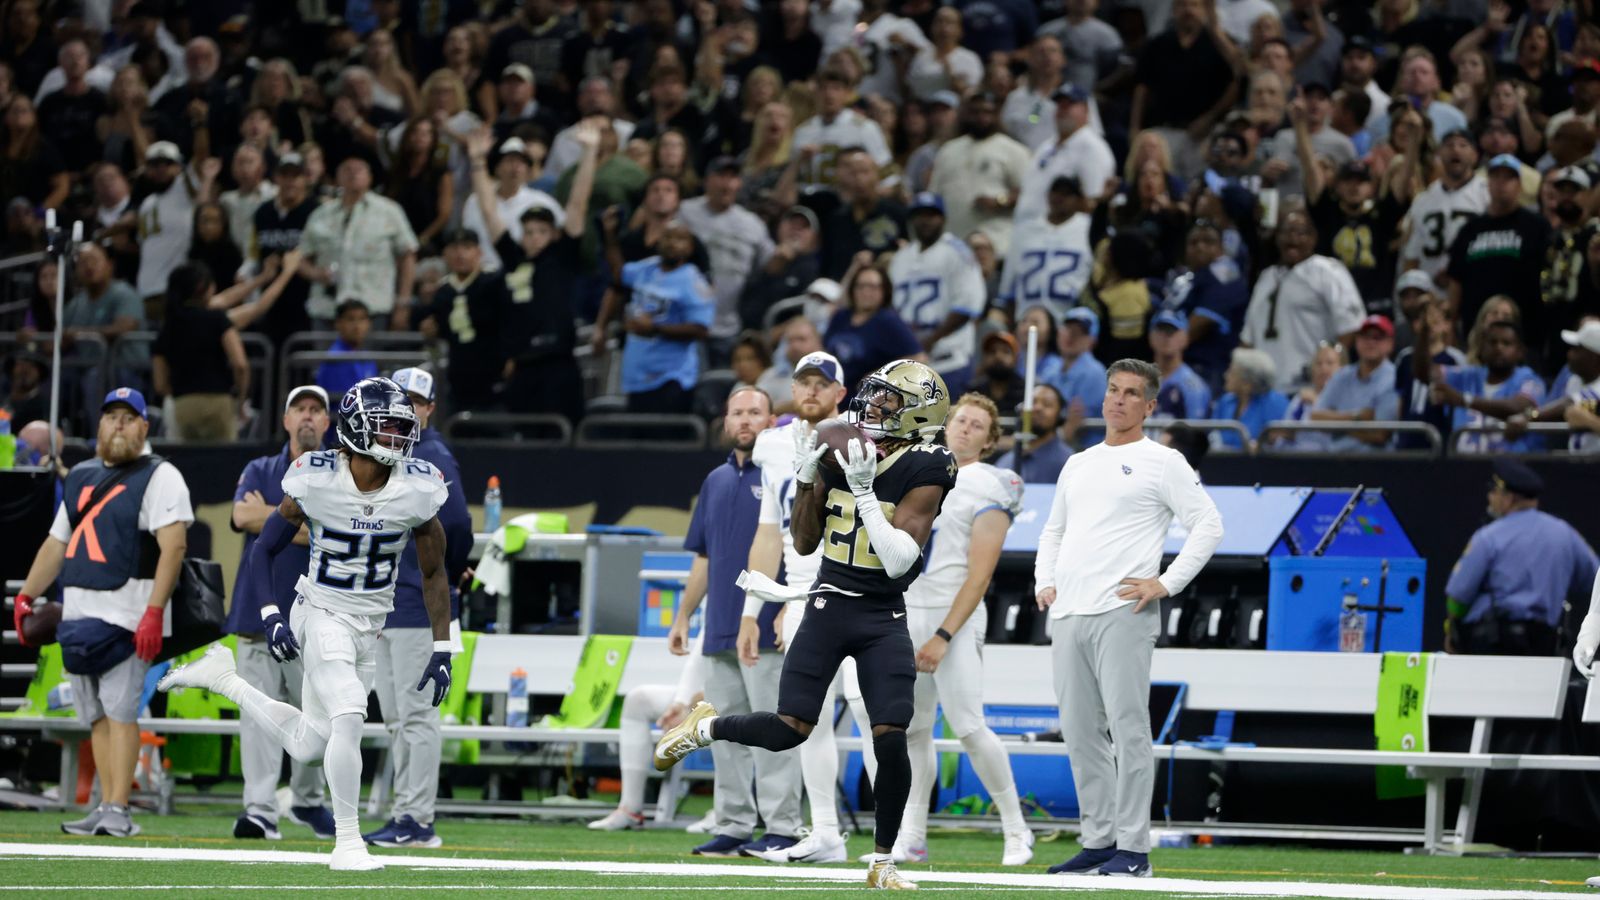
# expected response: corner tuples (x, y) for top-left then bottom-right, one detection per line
(777, 590), (916, 729)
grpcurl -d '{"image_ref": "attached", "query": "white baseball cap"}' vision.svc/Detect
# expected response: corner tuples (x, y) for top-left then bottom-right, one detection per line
(1394, 269), (1439, 296)
(391, 367), (436, 402)
(1562, 320), (1600, 355)
(793, 351), (843, 384)
(145, 140), (183, 164)
(805, 278), (842, 304)
(283, 384), (329, 414)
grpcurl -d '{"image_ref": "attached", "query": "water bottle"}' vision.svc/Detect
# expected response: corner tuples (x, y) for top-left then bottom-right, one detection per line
(47, 681), (74, 711)
(1339, 594), (1366, 652)
(507, 666), (529, 751)
(484, 476), (502, 532)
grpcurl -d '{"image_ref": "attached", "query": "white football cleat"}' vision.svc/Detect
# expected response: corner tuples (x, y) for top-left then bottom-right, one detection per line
(751, 828), (847, 863)
(588, 808), (646, 831)
(157, 644), (234, 694)
(1002, 828), (1035, 866)
(330, 841), (385, 871)
(684, 810), (717, 834)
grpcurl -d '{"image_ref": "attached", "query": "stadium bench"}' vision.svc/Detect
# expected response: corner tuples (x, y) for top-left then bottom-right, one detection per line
(4, 638), (1594, 853)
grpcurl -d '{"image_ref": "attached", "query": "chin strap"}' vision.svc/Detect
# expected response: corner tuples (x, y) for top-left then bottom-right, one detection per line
(853, 487), (921, 579)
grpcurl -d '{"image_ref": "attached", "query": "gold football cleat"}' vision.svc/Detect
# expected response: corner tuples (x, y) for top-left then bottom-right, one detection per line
(653, 701), (717, 771)
(866, 860), (919, 890)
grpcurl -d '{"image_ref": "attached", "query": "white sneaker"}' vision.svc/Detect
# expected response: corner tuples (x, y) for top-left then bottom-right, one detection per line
(751, 828), (846, 863)
(684, 810), (717, 834)
(588, 808), (645, 831)
(330, 841), (385, 871)
(1001, 828), (1035, 866)
(1586, 875), (1600, 888)
(858, 841), (927, 864)
(157, 644), (234, 694)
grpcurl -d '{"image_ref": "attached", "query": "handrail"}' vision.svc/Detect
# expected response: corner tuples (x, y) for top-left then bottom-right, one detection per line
(1079, 416), (1255, 450)
(574, 413), (708, 450)
(277, 331), (437, 407)
(281, 350), (434, 393)
(0, 251), (47, 272)
(113, 330), (277, 440)
(1257, 419), (1443, 455)
(443, 411), (573, 445)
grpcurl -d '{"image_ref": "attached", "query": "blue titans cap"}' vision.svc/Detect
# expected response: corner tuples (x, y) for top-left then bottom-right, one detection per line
(909, 192), (946, 216)
(1062, 307), (1100, 339)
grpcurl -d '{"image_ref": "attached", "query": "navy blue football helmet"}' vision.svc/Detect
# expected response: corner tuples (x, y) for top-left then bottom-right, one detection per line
(335, 377), (419, 464)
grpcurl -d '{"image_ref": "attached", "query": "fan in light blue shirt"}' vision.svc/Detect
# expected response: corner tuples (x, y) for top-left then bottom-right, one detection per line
(616, 247), (716, 397)
(1149, 311), (1212, 420)
(1310, 316), (1401, 452)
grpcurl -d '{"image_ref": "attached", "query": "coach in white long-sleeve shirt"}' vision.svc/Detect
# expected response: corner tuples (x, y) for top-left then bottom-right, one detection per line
(1033, 359), (1222, 879)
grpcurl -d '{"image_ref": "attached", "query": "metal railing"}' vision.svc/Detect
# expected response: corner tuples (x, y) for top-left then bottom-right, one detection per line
(1446, 421), (1579, 457)
(276, 331), (436, 406)
(0, 252), (47, 332)
(1079, 417), (1254, 451)
(114, 331), (277, 441)
(1256, 420), (1443, 456)
(442, 411), (573, 446)
(0, 330), (109, 435)
(574, 413), (708, 450)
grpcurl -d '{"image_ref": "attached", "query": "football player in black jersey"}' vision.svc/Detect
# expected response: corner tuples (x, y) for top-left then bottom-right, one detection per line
(655, 360), (957, 891)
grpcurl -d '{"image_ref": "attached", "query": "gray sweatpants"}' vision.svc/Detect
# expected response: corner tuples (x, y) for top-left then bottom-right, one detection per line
(236, 637), (325, 821)
(374, 627), (442, 825)
(1050, 604), (1159, 854)
(703, 650), (803, 839)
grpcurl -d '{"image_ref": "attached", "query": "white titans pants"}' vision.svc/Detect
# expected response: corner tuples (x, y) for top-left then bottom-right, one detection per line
(374, 626), (442, 825)
(236, 637), (325, 821)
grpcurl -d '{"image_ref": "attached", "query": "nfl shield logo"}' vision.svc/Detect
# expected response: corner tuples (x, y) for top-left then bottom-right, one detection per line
(1121, 465), (1132, 475)
(814, 596), (827, 610)
(362, 504), (374, 517)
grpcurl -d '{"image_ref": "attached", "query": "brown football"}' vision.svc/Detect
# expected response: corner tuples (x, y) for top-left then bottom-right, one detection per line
(815, 418), (867, 472)
(23, 600), (61, 646)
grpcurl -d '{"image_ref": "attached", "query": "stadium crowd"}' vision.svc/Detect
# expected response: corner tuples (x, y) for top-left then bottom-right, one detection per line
(2, 0), (1600, 458)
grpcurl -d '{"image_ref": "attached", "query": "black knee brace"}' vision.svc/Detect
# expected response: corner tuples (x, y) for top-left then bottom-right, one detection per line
(710, 711), (807, 752)
(871, 728), (911, 851)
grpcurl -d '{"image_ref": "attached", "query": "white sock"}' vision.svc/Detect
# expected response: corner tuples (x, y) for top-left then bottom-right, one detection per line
(898, 727), (936, 847)
(867, 852), (892, 865)
(963, 728), (1026, 834)
(696, 717), (716, 743)
(220, 671), (330, 764)
(324, 714), (365, 846)
(799, 716), (840, 835)
(619, 764), (648, 815)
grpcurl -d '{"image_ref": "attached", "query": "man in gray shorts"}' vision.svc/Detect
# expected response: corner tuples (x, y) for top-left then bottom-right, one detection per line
(14, 388), (194, 837)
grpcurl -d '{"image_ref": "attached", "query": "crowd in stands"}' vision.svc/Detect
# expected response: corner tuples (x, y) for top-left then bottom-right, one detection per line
(1, 0), (1599, 457)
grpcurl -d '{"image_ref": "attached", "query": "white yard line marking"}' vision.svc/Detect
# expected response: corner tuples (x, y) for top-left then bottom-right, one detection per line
(0, 842), (1584, 899)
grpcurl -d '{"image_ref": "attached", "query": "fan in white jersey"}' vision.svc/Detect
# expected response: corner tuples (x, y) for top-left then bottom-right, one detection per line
(736, 351), (876, 865)
(889, 193), (985, 394)
(1400, 131), (1487, 278)
(850, 2), (931, 106)
(159, 378), (453, 872)
(998, 176), (1092, 322)
(793, 69), (894, 186)
(895, 393), (1034, 865)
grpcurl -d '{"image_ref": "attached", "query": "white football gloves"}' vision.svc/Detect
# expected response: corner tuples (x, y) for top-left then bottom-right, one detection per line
(1574, 571), (1600, 680)
(792, 421), (827, 485)
(834, 437), (878, 496)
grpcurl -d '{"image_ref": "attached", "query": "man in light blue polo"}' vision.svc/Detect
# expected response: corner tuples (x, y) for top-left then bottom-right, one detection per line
(1048, 307), (1108, 423)
(1309, 314), (1400, 451)
(1148, 311), (1212, 420)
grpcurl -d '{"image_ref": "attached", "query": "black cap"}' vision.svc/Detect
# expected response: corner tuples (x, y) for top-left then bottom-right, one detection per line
(707, 155), (741, 174)
(1441, 127), (1477, 147)
(520, 206), (557, 225)
(1049, 175), (1083, 196)
(1342, 34), (1375, 55)
(1337, 160), (1371, 180)
(1491, 458), (1543, 499)
(442, 227), (480, 246)
(1301, 81), (1332, 97)
(1480, 116), (1514, 134)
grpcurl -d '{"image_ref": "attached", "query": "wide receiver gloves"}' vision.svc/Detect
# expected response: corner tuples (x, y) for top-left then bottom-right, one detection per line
(835, 437), (921, 580)
(1573, 570), (1600, 678)
(418, 644), (452, 707)
(792, 421), (827, 484)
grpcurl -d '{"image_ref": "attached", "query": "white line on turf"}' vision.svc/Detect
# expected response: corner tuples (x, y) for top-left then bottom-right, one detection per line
(0, 843), (1584, 899)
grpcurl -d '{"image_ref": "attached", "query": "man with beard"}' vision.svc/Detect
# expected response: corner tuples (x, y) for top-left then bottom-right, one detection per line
(1161, 220), (1250, 394)
(1309, 161), (1403, 320)
(1443, 155), (1551, 333)
(1014, 86), (1114, 226)
(1417, 319), (1545, 453)
(971, 332), (1027, 413)
(1539, 167), (1600, 374)
(1400, 130), (1487, 280)
(662, 387), (802, 858)
(1005, 383), (1074, 484)
(14, 388), (194, 838)
(929, 92), (1030, 255)
(224, 385), (336, 841)
(136, 141), (217, 323)
(1241, 209), (1366, 392)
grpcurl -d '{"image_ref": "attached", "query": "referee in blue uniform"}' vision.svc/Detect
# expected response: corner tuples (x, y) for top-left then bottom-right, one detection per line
(227, 384), (336, 840)
(1445, 459), (1599, 655)
(363, 367), (475, 849)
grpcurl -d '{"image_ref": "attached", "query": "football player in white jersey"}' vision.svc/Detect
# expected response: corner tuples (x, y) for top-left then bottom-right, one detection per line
(896, 393), (1034, 865)
(998, 175), (1092, 323)
(737, 350), (876, 864)
(159, 378), (453, 871)
(1400, 130), (1487, 279)
(889, 193), (985, 396)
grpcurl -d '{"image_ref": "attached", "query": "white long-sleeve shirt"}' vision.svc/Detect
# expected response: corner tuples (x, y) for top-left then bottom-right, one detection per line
(1033, 436), (1223, 618)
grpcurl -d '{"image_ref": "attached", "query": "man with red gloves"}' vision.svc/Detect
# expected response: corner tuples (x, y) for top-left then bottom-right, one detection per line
(15, 387), (193, 837)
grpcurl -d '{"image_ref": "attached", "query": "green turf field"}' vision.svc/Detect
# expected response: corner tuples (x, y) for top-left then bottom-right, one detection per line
(0, 807), (1594, 898)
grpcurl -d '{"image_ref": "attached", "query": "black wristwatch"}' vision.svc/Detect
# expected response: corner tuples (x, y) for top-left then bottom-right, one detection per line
(934, 627), (954, 643)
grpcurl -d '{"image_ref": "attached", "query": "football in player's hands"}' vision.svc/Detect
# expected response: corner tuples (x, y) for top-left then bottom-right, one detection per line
(814, 418), (866, 473)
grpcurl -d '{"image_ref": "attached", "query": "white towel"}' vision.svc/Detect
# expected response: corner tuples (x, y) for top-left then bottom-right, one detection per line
(737, 570), (808, 617)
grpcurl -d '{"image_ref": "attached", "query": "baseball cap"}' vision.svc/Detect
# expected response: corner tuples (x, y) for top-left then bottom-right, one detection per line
(982, 330), (1019, 353)
(1062, 307), (1100, 339)
(1572, 59), (1600, 81)
(1562, 320), (1600, 354)
(1554, 166), (1593, 189)
(1480, 116), (1514, 134)
(1441, 128), (1476, 147)
(502, 63), (534, 83)
(1342, 34), (1375, 55)
(391, 367), (437, 402)
(283, 384), (329, 414)
(806, 278), (842, 303)
(927, 90), (961, 109)
(1337, 160), (1371, 181)
(707, 155), (742, 175)
(496, 137), (534, 166)
(1395, 269), (1439, 296)
(1052, 84), (1089, 104)
(145, 141), (182, 164)
(441, 227), (480, 246)
(1300, 80), (1332, 98)
(909, 192), (945, 215)
(1151, 310), (1188, 332)
(1491, 458), (1543, 499)
(101, 387), (148, 419)
(1487, 153), (1522, 174)
(1357, 314), (1395, 337)
(276, 151), (306, 172)
(782, 205), (819, 231)
(793, 350), (843, 384)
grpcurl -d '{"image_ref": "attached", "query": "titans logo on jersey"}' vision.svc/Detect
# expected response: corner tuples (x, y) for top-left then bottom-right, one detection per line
(283, 450), (449, 618)
(813, 443), (958, 599)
